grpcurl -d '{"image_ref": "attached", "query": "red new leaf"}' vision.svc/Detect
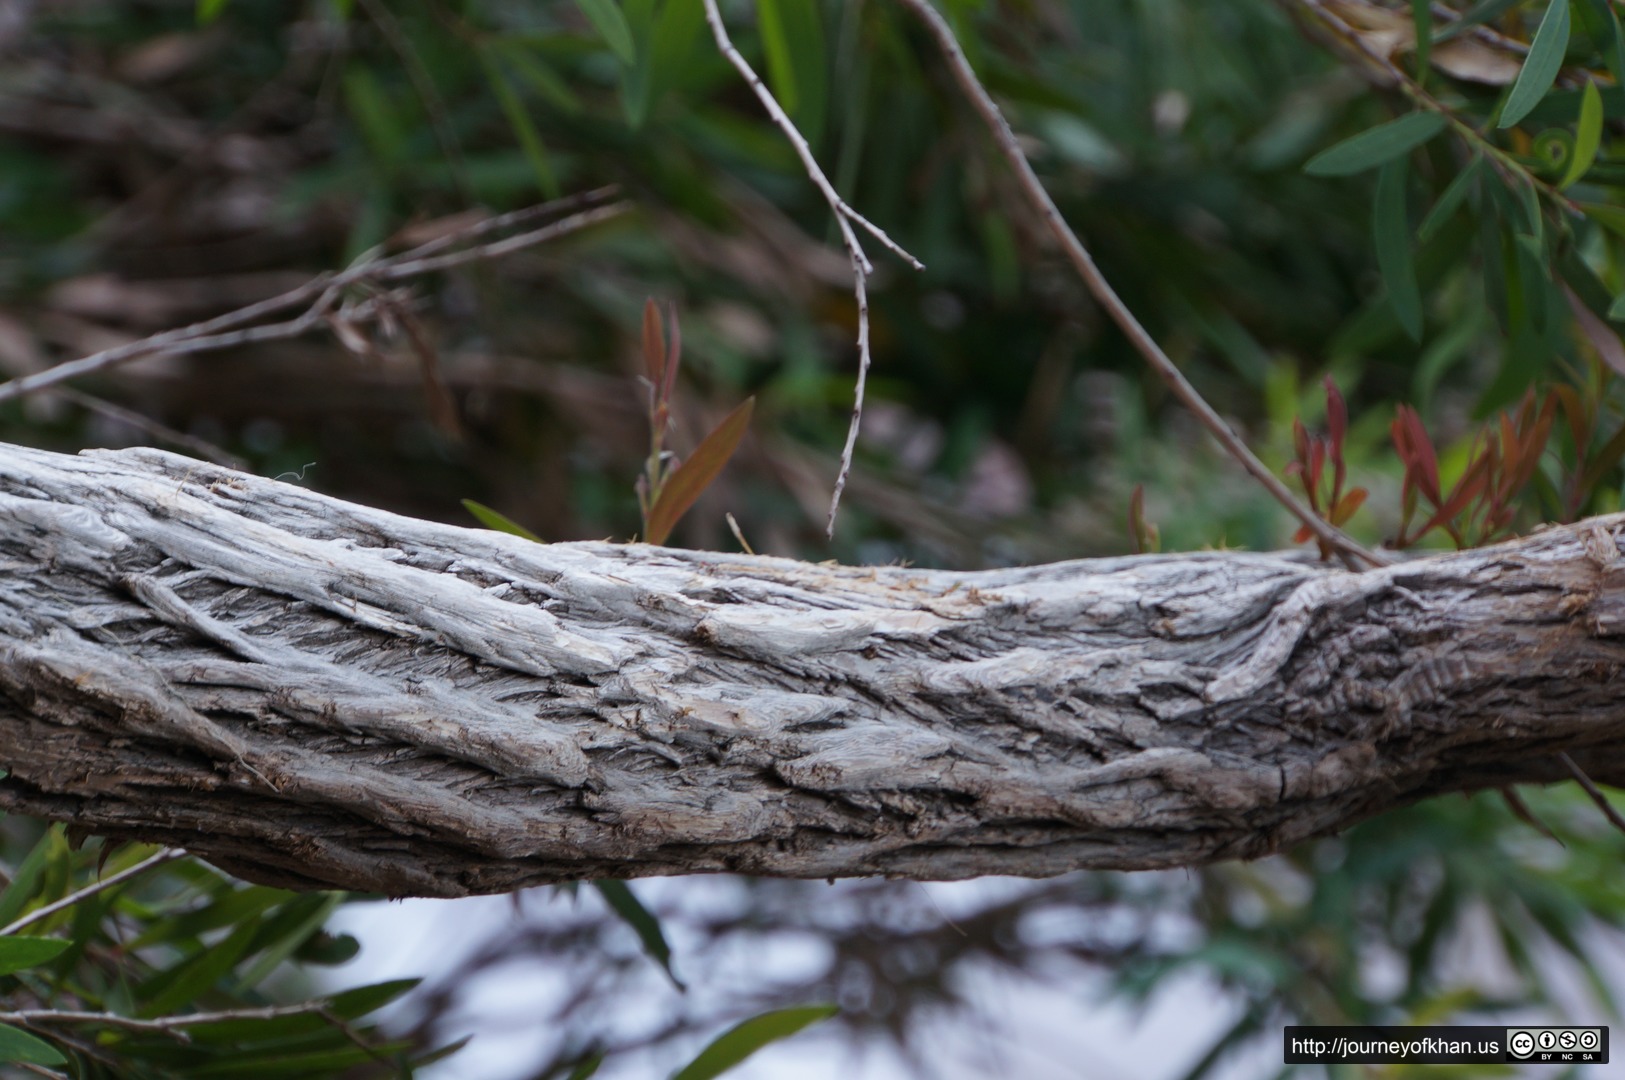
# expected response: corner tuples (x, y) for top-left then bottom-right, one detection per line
(644, 396), (755, 546)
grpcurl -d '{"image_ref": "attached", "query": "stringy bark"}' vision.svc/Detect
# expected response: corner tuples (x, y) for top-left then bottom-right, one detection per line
(0, 443), (1621, 896)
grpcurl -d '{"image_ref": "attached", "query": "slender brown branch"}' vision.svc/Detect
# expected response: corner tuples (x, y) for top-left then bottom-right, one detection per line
(0, 847), (184, 937)
(51, 387), (248, 470)
(1283, 0), (1579, 218)
(701, 0), (923, 540)
(1559, 752), (1625, 836)
(893, 0), (1383, 570)
(1, 1001), (333, 1038)
(0, 191), (627, 406)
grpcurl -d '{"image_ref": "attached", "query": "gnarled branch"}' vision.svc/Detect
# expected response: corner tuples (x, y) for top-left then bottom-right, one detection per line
(0, 442), (1620, 896)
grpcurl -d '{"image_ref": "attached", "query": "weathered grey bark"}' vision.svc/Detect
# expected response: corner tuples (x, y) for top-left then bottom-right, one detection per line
(0, 442), (1621, 897)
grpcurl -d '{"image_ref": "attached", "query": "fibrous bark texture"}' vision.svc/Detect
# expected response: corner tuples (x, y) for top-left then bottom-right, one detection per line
(0, 443), (1622, 896)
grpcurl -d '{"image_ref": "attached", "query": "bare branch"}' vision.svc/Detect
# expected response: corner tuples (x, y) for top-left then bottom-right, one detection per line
(1, 443), (1622, 894)
(51, 387), (249, 470)
(0, 192), (629, 407)
(0, 847), (185, 937)
(2, 1001), (333, 1038)
(892, 0), (1384, 570)
(1560, 751), (1625, 836)
(700, 0), (923, 539)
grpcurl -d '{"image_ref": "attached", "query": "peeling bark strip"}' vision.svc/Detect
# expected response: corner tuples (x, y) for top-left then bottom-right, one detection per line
(0, 444), (1622, 896)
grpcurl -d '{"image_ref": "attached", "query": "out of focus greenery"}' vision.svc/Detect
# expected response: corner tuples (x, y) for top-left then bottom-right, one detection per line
(3, 0), (1625, 1076)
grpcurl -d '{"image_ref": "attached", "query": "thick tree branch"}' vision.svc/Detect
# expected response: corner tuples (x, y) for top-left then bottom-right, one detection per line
(0, 443), (1621, 897)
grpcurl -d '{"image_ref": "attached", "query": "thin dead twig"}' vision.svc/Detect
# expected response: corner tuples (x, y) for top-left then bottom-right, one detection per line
(0, 190), (628, 406)
(52, 386), (249, 470)
(701, 0), (923, 541)
(2, 1001), (334, 1041)
(893, 0), (1384, 570)
(0, 847), (185, 937)
(1559, 752), (1625, 836)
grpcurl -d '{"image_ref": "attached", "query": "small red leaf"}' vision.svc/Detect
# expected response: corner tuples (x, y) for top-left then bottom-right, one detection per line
(1324, 376), (1348, 449)
(1330, 487), (1368, 526)
(644, 397), (755, 546)
(642, 299), (665, 389)
(1293, 524), (1314, 544)
(661, 301), (681, 404)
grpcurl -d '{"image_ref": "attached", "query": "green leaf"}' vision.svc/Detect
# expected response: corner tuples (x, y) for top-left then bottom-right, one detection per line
(0, 826), (65, 929)
(1575, 0), (1625, 88)
(1303, 112), (1448, 176)
(1410, 0), (1432, 83)
(0, 1024), (65, 1066)
(137, 916), (260, 1017)
(1582, 201), (1625, 240)
(621, 0), (657, 128)
(757, 0), (800, 114)
(756, 0), (827, 147)
(594, 880), (684, 990)
(0, 935), (70, 976)
(462, 499), (542, 542)
(480, 54), (561, 199)
(1499, 0), (1572, 129)
(576, 0), (636, 65)
(567, 1051), (605, 1080)
(197, 0), (229, 23)
(1608, 293), (1625, 320)
(1437, 0), (1524, 42)
(1375, 158), (1423, 342)
(1561, 79), (1603, 188)
(1418, 156), (1483, 241)
(671, 1005), (838, 1080)
(644, 396), (755, 546)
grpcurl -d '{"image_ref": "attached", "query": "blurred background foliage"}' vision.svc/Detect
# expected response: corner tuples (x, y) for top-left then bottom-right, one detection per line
(3, 0), (1625, 1076)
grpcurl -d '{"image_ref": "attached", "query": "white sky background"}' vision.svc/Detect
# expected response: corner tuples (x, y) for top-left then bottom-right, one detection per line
(317, 872), (1620, 1080)
(323, 877), (1264, 1080)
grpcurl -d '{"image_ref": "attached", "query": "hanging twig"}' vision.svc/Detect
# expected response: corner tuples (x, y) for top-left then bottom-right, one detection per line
(0, 190), (628, 406)
(701, 0), (924, 540)
(892, 0), (1384, 570)
(1559, 752), (1625, 836)
(0, 847), (185, 937)
(51, 386), (249, 470)
(1, 1001), (334, 1040)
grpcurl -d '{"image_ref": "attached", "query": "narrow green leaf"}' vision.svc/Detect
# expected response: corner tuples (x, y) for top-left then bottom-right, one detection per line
(462, 500), (543, 543)
(0, 827), (64, 929)
(1562, 79), (1604, 188)
(594, 880), (684, 989)
(644, 396), (755, 546)
(197, 0), (229, 23)
(1410, 0), (1432, 84)
(480, 54), (561, 199)
(621, 0), (658, 128)
(1608, 293), (1625, 320)
(1303, 112), (1447, 176)
(1499, 0), (1572, 129)
(137, 916), (259, 1017)
(1437, 0), (1524, 42)
(1575, 0), (1625, 88)
(344, 68), (406, 171)
(575, 0), (636, 65)
(1583, 201), (1625, 240)
(1375, 159), (1424, 341)
(756, 0), (800, 114)
(754, 0), (826, 147)
(1418, 156), (1483, 241)
(0, 936), (70, 976)
(0, 1024), (65, 1066)
(567, 1051), (606, 1080)
(671, 1005), (838, 1080)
